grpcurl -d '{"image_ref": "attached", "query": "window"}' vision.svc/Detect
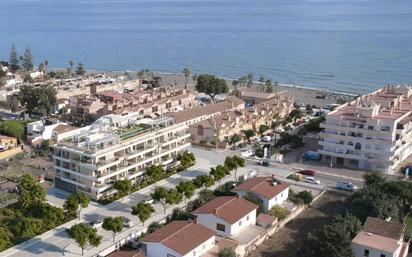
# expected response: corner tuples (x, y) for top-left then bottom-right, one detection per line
(380, 254), (386, 257)
(368, 125), (374, 130)
(364, 249), (369, 257)
(216, 223), (226, 232)
(246, 215), (250, 221)
(193, 250), (196, 256)
(167, 254), (176, 257)
(354, 143), (362, 150)
(381, 126), (390, 132)
(239, 220), (243, 226)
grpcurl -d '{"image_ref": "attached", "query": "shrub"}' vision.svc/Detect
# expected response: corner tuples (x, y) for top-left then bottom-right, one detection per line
(269, 205), (290, 220)
(287, 173), (301, 181)
(296, 190), (314, 204)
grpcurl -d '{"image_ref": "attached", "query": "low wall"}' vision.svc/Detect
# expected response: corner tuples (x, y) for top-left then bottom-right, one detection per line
(0, 147), (22, 160)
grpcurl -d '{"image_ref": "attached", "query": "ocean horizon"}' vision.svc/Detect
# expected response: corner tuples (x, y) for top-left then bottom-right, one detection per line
(1, 0), (412, 94)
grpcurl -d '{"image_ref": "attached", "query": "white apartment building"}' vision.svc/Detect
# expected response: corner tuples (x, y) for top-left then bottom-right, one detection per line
(318, 85), (412, 173)
(52, 114), (190, 199)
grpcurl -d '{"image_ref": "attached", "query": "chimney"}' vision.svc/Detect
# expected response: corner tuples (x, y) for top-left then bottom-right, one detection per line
(212, 208), (217, 214)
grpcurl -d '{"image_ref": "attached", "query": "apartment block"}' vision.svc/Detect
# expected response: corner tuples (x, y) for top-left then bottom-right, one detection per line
(52, 114), (190, 199)
(318, 85), (412, 173)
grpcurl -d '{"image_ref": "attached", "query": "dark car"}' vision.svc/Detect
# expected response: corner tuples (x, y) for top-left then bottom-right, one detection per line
(298, 169), (316, 176)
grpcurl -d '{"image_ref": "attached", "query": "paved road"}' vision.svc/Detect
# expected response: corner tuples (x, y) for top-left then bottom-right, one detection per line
(2, 146), (364, 257)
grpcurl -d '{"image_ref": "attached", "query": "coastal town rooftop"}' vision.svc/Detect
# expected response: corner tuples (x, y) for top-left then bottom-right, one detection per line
(331, 85), (412, 121)
(56, 114), (176, 153)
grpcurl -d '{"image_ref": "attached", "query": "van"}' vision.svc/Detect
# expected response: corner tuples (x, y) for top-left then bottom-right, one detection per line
(336, 181), (358, 192)
(303, 151), (321, 161)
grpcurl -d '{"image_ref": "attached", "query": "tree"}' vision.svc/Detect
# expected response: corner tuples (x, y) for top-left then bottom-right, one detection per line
(224, 157), (238, 171)
(210, 165), (227, 184)
(63, 192), (90, 219)
(44, 59), (49, 72)
(147, 221), (162, 233)
(218, 248), (236, 257)
(259, 124), (269, 135)
(178, 151), (196, 169)
(151, 187), (179, 214)
(289, 109), (303, 120)
(113, 179), (132, 198)
(197, 189), (215, 204)
(132, 201), (155, 226)
(269, 205), (290, 220)
(172, 208), (193, 220)
(232, 155), (245, 178)
(0, 227), (12, 251)
(182, 67), (191, 89)
(246, 73), (254, 87)
(38, 62), (45, 73)
(258, 76), (265, 91)
(76, 62), (85, 76)
(145, 165), (165, 182)
(9, 44), (19, 72)
(363, 171), (385, 187)
(296, 190), (314, 204)
(230, 134), (241, 145)
(298, 213), (361, 257)
(232, 80), (238, 89)
(102, 217), (123, 242)
(0, 120), (25, 140)
(244, 129), (256, 140)
(69, 60), (74, 76)
(195, 74), (228, 102)
(349, 186), (396, 222)
(271, 113), (282, 146)
(69, 223), (102, 256)
(193, 175), (215, 188)
(165, 188), (183, 208)
(176, 181), (196, 202)
(19, 85), (57, 116)
(22, 46), (34, 72)
(17, 173), (46, 209)
(384, 181), (412, 224)
(265, 79), (273, 93)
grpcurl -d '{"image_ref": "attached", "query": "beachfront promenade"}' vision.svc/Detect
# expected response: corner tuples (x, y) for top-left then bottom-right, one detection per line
(1, 148), (247, 257)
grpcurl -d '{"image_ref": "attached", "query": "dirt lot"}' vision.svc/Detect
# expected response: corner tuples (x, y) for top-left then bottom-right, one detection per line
(247, 191), (349, 257)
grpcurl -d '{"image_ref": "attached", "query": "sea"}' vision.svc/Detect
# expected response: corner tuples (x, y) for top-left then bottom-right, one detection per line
(1, 0), (412, 94)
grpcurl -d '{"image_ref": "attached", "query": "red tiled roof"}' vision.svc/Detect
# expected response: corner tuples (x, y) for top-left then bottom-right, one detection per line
(232, 176), (289, 200)
(142, 221), (215, 255)
(362, 217), (405, 240)
(105, 250), (146, 257)
(192, 196), (258, 224)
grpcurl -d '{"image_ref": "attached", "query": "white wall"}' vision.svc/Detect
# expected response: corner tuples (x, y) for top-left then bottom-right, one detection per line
(196, 210), (256, 237)
(352, 242), (398, 257)
(236, 188), (289, 212)
(145, 235), (215, 257)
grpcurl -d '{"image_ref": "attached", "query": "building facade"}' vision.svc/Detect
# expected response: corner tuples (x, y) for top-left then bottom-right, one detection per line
(318, 85), (412, 173)
(52, 114), (190, 199)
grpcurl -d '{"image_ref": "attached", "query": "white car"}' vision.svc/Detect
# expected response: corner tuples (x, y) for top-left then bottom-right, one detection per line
(89, 219), (103, 229)
(241, 149), (253, 157)
(305, 176), (320, 185)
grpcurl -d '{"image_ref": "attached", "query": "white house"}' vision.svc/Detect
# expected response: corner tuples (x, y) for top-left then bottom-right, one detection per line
(141, 220), (215, 257)
(192, 195), (258, 237)
(352, 217), (409, 257)
(232, 176), (289, 212)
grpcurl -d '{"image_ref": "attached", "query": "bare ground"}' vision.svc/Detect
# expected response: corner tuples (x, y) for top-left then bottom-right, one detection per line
(247, 191), (349, 257)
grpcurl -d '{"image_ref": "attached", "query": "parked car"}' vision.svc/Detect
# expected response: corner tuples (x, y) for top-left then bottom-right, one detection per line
(144, 198), (154, 204)
(260, 159), (270, 167)
(336, 181), (358, 192)
(298, 169), (316, 176)
(261, 135), (272, 142)
(121, 217), (134, 228)
(241, 149), (253, 157)
(305, 176), (320, 185)
(303, 151), (321, 161)
(88, 219), (103, 229)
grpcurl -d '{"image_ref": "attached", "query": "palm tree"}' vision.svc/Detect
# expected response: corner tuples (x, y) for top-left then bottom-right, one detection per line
(232, 80), (238, 90)
(258, 76), (265, 91)
(44, 59), (49, 72)
(69, 60), (74, 76)
(271, 113), (282, 146)
(182, 67), (191, 90)
(265, 79), (273, 93)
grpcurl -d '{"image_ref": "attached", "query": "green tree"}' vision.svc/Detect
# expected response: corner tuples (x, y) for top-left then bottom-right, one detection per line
(113, 179), (132, 198)
(384, 181), (412, 224)
(151, 187), (170, 214)
(363, 171), (386, 187)
(224, 157), (238, 171)
(19, 85), (57, 116)
(298, 213), (361, 257)
(269, 205), (290, 220)
(76, 62), (85, 76)
(102, 217), (123, 242)
(178, 151), (196, 169)
(147, 221), (162, 233)
(244, 129), (256, 140)
(69, 223), (102, 256)
(289, 109), (303, 120)
(271, 113), (283, 146)
(210, 166), (227, 184)
(17, 173), (46, 210)
(218, 248), (236, 257)
(0, 120), (25, 140)
(44, 59), (48, 72)
(132, 201), (155, 226)
(172, 208), (193, 221)
(193, 175), (215, 188)
(146, 165), (165, 182)
(259, 124), (269, 135)
(75, 192), (90, 219)
(69, 60), (74, 76)
(246, 73), (254, 87)
(165, 188), (183, 208)
(63, 192), (90, 219)
(22, 46), (34, 72)
(176, 181), (196, 202)
(195, 74), (228, 102)
(232, 80), (238, 89)
(9, 44), (19, 72)
(38, 62), (45, 73)
(265, 79), (273, 93)
(0, 227), (13, 251)
(197, 189), (215, 204)
(182, 67), (191, 89)
(296, 190), (314, 204)
(230, 134), (241, 145)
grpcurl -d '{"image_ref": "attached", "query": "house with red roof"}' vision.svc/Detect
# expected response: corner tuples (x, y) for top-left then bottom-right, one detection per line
(352, 217), (409, 257)
(141, 220), (215, 257)
(232, 176), (289, 212)
(192, 195), (258, 237)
